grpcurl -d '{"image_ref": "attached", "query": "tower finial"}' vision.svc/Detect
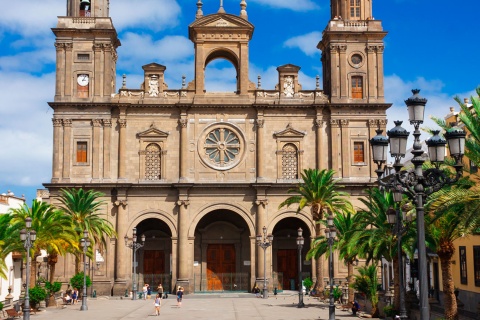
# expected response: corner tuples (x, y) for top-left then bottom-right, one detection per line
(196, 0), (203, 19)
(240, 0), (248, 19)
(218, 0), (225, 13)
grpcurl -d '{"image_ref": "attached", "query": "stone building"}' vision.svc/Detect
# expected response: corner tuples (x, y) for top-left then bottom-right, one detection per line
(43, 0), (389, 295)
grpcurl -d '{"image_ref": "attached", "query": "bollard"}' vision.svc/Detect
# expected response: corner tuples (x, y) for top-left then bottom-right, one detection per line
(92, 290), (97, 298)
(124, 289), (128, 297)
(274, 287), (277, 295)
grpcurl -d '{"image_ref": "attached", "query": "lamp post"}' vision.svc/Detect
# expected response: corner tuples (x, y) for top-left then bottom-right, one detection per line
(370, 89), (465, 320)
(80, 230), (90, 311)
(256, 226), (273, 299)
(296, 227), (305, 308)
(20, 217), (36, 320)
(124, 228), (145, 300)
(386, 205), (411, 319)
(325, 214), (336, 320)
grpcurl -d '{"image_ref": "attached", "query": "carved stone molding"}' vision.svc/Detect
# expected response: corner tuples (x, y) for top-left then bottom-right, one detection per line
(54, 43), (65, 50)
(92, 119), (103, 127)
(255, 199), (268, 207)
(367, 45), (376, 53)
(52, 119), (63, 127)
(340, 119), (349, 127)
(118, 119), (127, 128)
(176, 200), (190, 207)
(255, 119), (264, 128)
(64, 43), (73, 50)
(113, 200), (127, 208)
(63, 119), (72, 127)
(314, 119), (325, 128)
(103, 119), (112, 127)
(378, 119), (388, 126)
(330, 119), (340, 127)
(93, 43), (103, 51)
(178, 119), (188, 128)
(368, 119), (377, 127)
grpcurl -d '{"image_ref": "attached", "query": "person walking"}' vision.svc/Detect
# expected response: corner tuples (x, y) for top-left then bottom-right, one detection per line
(157, 283), (164, 298)
(153, 293), (161, 316)
(142, 284), (148, 300)
(176, 286), (184, 307)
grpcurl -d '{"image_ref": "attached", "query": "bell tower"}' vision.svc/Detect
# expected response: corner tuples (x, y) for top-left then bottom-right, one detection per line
(319, 0), (386, 103)
(53, 0), (120, 102)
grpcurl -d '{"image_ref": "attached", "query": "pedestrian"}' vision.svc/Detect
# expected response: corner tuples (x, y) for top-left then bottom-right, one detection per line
(142, 284), (148, 300)
(176, 286), (184, 307)
(157, 283), (164, 298)
(147, 284), (152, 299)
(352, 300), (360, 315)
(153, 293), (161, 316)
(71, 288), (78, 304)
(253, 285), (260, 298)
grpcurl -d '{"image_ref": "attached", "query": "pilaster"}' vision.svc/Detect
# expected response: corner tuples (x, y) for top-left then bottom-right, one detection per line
(114, 197), (128, 282)
(118, 118), (127, 180)
(62, 119), (72, 180)
(340, 119), (350, 178)
(52, 118), (63, 181)
(330, 119), (341, 177)
(92, 119), (102, 181)
(315, 117), (326, 170)
(179, 113), (188, 182)
(103, 119), (111, 180)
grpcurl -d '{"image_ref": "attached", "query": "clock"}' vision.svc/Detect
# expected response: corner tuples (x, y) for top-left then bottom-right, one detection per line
(77, 74), (89, 86)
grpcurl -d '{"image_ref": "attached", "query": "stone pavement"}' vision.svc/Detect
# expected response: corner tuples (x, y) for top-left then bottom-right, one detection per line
(19, 292), (377, 320)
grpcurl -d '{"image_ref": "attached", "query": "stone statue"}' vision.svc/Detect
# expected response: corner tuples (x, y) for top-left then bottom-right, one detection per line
(284, 76), (294, 97)
(148, 75), (159, 97)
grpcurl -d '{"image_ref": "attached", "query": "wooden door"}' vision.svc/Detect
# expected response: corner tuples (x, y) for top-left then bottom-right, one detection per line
(277, 249), (297, 290)
(207, 244), (235, 291)
(351, 76), (363, 99)
(144, 250), (165, 274)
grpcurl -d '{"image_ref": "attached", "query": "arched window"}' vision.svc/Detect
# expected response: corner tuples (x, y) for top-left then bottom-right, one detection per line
(282, 143), (298, 180)
(145, 143), (161, 180)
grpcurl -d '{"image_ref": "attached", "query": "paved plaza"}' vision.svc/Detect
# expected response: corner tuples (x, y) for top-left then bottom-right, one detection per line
(22, 292), (374, 320)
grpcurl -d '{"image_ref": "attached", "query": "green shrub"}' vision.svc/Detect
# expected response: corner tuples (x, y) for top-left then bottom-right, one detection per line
(45, 281), (62, 296)
(70, 272), (91, 290)
(0, 301), (4, 310)
(29, 286), (47, 305)
(303, 277), (313, 290)
(332, 286), (343, 300)
(383, 305), (397, 317)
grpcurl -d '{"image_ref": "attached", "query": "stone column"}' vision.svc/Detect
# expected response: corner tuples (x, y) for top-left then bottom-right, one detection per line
(255, 199), (268, 279)
(93, 43), (103, 97)
(194, 46), (205, 94)
(178, 117), (188, 181)
(103, 44), (112, 96)
(329, 45), (339, 99)
(339, 45), (347, 99)
(114, 199), (128, 282)
(52, 118), (63, 181)
(62, 119), (72, 180)
(64, 43), (73, 97)
(330, 119), (341, 177)
(54, 43), (65, 97)
(376, 45), (385, 100)
(103, 119), (112, 180)
(92, 119), (102, 181)
(340, 120), (350, 178)
(118, 119), (127, 180)
(256, 116), (265, 180)
(177, 199), (190, 283)
(367, 119), (378, 179)
(239, 41), (249, 95)
(315, 118), (325, 170)
(367, 45), (376, 100)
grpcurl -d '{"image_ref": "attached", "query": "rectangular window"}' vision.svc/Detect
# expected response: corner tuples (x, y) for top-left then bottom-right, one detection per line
(474, 246), (480, 286)
(77, 53), (90, 61)
(353, 142), (365, 163)
(460, 246), (467, 284)
(76, 141), (87, 163)
(351, 76), (363, 99)
(350, 0), (361, 19)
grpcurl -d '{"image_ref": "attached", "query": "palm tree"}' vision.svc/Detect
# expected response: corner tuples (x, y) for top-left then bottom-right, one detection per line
(278, 168), (352, 292)
(6, 200), (76, 287)
(426, 184), (480, 320)
(57, 188), (116, 273)
(352, 188), (416, 311)
(351, 264), (380, 317)
(307, 207), (359, 304)
(0, 213), (14, 279)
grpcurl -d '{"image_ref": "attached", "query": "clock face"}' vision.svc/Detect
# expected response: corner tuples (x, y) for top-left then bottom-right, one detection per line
(77, 74), (89, 86)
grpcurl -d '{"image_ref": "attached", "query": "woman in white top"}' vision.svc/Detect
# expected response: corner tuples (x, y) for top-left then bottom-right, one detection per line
(153, 293), (161, 316)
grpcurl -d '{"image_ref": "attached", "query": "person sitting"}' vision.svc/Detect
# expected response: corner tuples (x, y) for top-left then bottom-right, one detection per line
(352, 300), (360, 315)
(63, 294), (72, 304)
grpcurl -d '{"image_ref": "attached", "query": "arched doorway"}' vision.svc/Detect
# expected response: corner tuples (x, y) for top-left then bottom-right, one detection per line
(135, 218), (173, 293)
(272, 217), (312, 291)
(193, 209), (251, 292)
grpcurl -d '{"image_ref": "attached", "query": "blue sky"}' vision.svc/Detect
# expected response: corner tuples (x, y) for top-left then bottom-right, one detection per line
(0, 0), (479, 202)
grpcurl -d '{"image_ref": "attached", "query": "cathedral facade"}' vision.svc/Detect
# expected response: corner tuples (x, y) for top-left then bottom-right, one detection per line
(43, 0), (389, 295)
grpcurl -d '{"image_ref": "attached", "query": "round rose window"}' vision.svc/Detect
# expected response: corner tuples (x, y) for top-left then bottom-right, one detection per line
(198, 123), (245, 171)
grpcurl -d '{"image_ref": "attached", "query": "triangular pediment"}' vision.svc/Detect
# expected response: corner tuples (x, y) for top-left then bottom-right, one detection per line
(137, 125), (169, 139)
(142, 63), (166, 72)
(189, 13), (254, 29)
(274, 123), (306, 138)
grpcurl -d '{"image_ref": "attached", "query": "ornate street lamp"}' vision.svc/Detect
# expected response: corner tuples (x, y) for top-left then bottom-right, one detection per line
(296, 227), (305, 308)
(20, 217), (36, 320)
(80, 230), (91, 311)
(370, 89), (465, 320)
(256, 226), (273, 299)
(124, 228), (145, 300)
(325, 215), (337, 320)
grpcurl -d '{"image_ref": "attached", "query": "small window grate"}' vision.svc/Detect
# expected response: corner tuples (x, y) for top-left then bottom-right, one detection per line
(77, 54), (90, 61)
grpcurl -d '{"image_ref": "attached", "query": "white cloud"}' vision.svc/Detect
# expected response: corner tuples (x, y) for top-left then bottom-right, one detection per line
(249, 0), (319, 11)
(284, 31), (322, 57)
(0, 48), (55, 73)
(111, 0), (181, 31)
